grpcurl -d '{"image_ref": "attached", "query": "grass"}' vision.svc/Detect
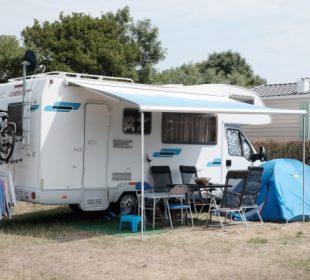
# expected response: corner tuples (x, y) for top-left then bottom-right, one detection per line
(1, 202), (310, 280)
(247, 237), (268, 244)
(0, 204), (166, 242)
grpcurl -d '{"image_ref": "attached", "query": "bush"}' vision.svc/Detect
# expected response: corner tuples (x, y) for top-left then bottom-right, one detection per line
(253, 140), (310, 164)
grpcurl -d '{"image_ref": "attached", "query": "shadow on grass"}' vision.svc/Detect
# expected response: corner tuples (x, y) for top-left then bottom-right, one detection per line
(0, 206), (166, 241)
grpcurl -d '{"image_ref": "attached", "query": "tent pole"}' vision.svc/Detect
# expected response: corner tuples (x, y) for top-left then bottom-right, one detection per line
(141, 111), (145, 240)
(302, 115), (306, 223)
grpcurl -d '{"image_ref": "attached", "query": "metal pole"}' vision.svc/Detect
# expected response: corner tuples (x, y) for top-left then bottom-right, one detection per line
(302, 115), (306, 223)
(21, 61), (29, 104)
(22, 61), (30, 142)
(141, 111), (145, 241)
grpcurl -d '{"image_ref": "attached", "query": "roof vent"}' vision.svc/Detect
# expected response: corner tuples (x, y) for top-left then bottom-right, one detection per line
(297, 78), (310, 94)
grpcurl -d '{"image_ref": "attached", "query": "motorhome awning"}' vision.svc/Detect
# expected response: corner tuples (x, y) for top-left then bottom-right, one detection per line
(68, 80), (306, 115)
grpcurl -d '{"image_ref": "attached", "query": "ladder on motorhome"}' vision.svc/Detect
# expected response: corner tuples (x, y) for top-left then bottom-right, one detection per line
(22, 101), (31, 146)
(21, 77), (37, 147)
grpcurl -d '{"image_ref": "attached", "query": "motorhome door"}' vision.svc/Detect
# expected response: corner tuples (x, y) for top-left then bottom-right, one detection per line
(82, 103), (110, 211)
(222, 125), (255, 181)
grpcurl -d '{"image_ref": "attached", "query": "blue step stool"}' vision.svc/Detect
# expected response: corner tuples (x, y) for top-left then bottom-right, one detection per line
(119, 215), (142, 233)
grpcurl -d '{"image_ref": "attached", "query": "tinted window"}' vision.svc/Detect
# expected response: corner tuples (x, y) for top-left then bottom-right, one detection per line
(123, 109), (151, 134)
(162, 113), (216, 144)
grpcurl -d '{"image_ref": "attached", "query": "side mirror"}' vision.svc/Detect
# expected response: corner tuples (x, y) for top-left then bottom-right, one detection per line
(259, 146), (267, 162)
(251, 146), (267, 162)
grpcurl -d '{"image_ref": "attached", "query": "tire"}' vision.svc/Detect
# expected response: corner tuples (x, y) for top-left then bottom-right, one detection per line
(117, 193), (137, 215)
(0, 126), (15, 162)
(68, 204), (83, 213)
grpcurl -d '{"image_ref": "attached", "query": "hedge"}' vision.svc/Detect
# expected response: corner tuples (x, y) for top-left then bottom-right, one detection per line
(252, 140), (310, 164)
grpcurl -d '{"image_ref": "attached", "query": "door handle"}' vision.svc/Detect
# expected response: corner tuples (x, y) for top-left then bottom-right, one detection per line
(226, 160), (232, 167)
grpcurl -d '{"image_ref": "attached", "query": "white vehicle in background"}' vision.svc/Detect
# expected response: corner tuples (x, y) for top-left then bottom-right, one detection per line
(0, 71), (295, 214)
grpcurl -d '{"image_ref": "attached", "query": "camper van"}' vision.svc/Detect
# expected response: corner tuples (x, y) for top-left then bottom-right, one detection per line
(0, 72), (272, 213)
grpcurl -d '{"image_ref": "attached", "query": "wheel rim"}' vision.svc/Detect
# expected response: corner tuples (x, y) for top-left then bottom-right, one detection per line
(119, 194), (136, 215)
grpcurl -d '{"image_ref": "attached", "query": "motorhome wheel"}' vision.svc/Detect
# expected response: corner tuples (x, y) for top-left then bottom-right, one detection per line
(118, 193), (136, 215)
(68, 204), (83, 213)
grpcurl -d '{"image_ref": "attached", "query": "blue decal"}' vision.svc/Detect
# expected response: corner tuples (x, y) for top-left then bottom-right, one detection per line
(207, 158), (222, 167)
(153, 148), (182, 158)
(44, 102), (81, 112)
(53, 102), (81, 110)
(30, 104), (39, 111)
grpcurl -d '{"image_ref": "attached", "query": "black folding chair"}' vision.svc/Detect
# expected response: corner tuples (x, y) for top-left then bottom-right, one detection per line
(241, 166), (264, 225)
(150, 166), (173, 192)
(210, 170), (249, 230)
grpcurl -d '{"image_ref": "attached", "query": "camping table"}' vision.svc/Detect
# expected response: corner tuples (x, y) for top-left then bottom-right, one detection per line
(142, 192), (185, 229)
(187, 183), (229, 221)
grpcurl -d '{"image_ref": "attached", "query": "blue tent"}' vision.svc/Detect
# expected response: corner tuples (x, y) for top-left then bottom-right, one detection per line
(253, 158), (310, 222)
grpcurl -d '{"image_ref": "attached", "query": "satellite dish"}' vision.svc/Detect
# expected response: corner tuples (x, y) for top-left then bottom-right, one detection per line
(24, 50), (37, 72)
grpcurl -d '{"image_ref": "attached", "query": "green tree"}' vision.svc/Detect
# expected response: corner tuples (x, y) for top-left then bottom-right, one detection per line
(199, 50), (252, 77)
(154, 50), (266, 87)
(0, 35), (25, 83)
(198, 50), (266, 87)
(154, 63), (205, 85)
(21, 7), (165, 83)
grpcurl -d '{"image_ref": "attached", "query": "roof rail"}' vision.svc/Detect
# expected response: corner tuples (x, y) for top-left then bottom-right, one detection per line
(9, 71), (134, 83)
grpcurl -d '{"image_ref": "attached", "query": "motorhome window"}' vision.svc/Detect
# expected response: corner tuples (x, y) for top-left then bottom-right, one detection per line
(227, 129), (242, 156)
(229, 95), (254, 104)
(227, 129), (252, 160)
(240, 134), (252, 160)
(8, 102), (23, 136)
(162, 113), (216, 144)
(123, 109), (151, 134)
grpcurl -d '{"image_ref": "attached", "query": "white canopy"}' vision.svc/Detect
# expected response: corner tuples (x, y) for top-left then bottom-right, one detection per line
(68, 80), (306, 115)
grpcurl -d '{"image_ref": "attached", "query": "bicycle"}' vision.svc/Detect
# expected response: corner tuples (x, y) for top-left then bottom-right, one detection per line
(0, 109), (15, 162)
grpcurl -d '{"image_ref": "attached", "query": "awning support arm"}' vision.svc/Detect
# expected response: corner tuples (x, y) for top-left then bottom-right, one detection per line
(141, 111), (145, 240)
(303, 115), (306, 223)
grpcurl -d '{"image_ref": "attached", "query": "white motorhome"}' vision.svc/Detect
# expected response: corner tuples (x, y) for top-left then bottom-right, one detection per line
(0, 72), (300, 213)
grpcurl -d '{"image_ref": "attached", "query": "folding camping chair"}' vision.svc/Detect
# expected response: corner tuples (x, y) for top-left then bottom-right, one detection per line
(210, 170), (249, 230)
(241, 166), (264, 225)
(150, 166), (173, 192)
(166, 184), (194, 228)
(179, 165), (205, 216)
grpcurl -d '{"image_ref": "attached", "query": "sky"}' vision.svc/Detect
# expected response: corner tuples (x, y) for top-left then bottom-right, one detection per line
(0, 0), (309, 84)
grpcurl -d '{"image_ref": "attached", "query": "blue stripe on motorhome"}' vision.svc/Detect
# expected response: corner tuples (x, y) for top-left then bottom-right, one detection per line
(160, 148), (182, 155)
(153, 152), (176, 158)
(44, 102), (81, 112)
(207, 158), (222, 167)
(44, 105), (71, 112)
(30, 104), (39, 111)
(53, 102), (81, 110)
(153, 148), (182, 158)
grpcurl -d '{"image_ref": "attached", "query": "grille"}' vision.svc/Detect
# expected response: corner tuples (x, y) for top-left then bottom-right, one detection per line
(87, 199), (103, 206)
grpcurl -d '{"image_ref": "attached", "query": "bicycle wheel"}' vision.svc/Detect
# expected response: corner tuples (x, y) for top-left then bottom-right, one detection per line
(0, 126), (15, 162)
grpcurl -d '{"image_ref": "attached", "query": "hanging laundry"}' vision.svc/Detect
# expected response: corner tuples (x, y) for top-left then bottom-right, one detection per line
(0, 169), (16, 220)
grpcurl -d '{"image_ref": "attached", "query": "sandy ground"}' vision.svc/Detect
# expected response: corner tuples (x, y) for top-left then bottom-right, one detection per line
(0, 203), (310, 280)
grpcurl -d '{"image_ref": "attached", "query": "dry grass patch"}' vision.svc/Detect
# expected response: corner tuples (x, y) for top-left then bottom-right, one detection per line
(0, 202), (310, 280)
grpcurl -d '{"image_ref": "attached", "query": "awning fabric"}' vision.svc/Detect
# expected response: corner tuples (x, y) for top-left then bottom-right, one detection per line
(68, 80), (306, 115)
